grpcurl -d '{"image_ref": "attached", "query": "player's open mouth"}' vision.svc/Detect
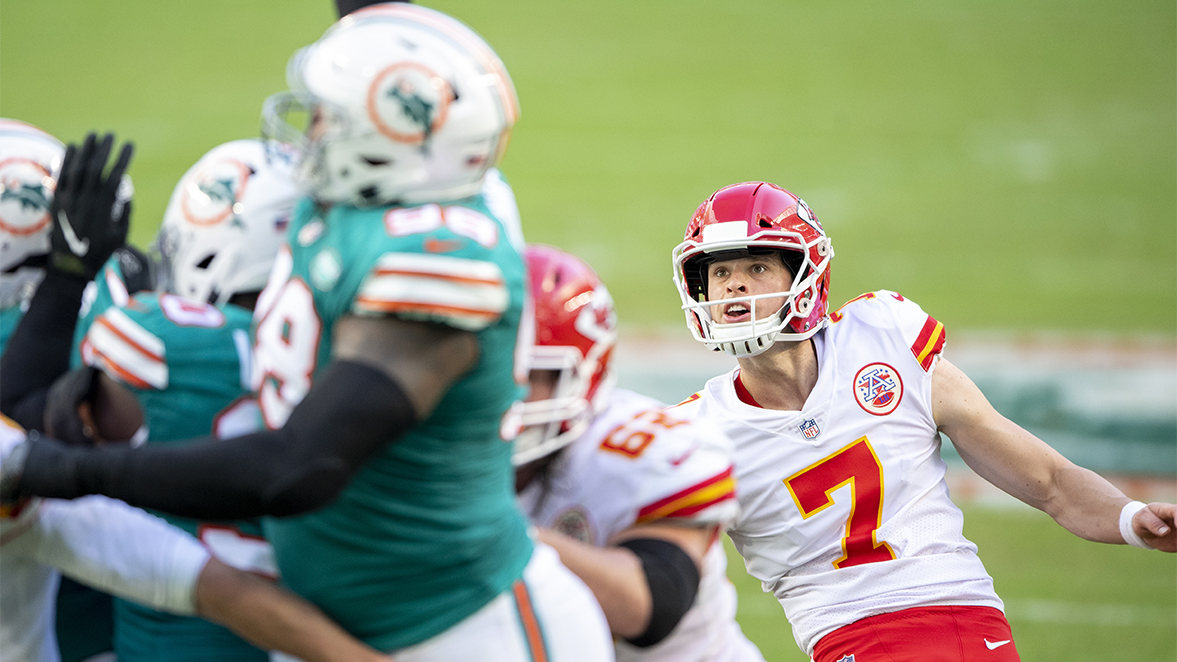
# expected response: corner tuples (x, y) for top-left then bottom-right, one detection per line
(722, 303), (751, 323)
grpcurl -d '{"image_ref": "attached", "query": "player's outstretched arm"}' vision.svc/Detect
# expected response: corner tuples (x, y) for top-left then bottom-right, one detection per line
(538, 521), (710, 645)
(0, 133), (134, 431)
(195, 558), (390, 662)
(931, 357), (1174, 551)
(5, 315), (477, 520)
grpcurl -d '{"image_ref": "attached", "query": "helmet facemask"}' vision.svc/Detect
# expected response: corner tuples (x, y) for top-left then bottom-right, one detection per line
(513, 340), (616, 467)
(672, 183), (834, 358)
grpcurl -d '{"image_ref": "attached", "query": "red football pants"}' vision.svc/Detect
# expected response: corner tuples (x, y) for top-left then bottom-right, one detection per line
(812, 605), (1020, 662)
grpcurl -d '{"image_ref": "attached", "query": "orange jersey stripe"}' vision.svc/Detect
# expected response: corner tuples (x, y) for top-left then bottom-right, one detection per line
(89, 346), (154, 391)
(371, 267), (503, 288)
(353, 298), (501, 320)
(911, 315), (946, 371)
(95, 316), (164, 363)
(635, 468), (736, 524)
(512, 581), (548, 662)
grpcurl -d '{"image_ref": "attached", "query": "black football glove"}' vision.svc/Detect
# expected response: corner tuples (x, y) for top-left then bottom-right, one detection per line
(44, 366), (102, 447)
(49, 133), (134, 281)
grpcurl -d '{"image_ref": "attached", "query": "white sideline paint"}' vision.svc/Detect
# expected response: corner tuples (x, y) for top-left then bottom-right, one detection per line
(1003, 599), (1176, 627)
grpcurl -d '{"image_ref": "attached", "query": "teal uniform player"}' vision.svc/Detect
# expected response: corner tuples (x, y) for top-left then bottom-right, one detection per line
(253, 171), (534, 650)
(82, 291), (269, 661)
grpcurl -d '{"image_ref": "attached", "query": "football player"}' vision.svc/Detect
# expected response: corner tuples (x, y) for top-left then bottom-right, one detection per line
(668, 181), (1177, 662)
(0, 416), (392, 662)
(515, 245), (766, 662)
(0, 120), (149, 662)
(60, 138), (299, 661)
(5, 5), (613, 660)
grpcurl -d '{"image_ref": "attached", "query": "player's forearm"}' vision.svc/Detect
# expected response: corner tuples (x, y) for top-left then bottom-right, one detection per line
(32, 496), (209, 615)
(195, 559), (388, 662)
(536, 528), (652, 638)
(1042, 463), (1132, 544)
(953, 417), (1129, 543)
(0, 270), (87, 428)
(15, 360), (416, 519)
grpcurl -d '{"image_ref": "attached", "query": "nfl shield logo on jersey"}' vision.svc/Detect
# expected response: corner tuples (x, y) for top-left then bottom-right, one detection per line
(798, 418), (821, 439)
(835, 656), (855, 662)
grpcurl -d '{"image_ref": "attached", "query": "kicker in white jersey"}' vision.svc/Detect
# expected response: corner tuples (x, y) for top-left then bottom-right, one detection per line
(672, 291), (1003, 655)
(519, 388), (764, 662)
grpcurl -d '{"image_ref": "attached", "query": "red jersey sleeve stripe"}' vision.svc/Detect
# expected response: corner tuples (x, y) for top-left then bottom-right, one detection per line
(635, 468), (735, 524)
(911, 315), (946, 371)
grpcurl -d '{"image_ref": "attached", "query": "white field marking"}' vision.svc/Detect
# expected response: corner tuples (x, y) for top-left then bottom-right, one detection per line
(1003, 599), (1176, 627)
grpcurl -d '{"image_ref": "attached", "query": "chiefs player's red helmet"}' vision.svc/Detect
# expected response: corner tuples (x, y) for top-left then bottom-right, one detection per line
(672, 181), (833, 357)
(514, 244), (617, 466)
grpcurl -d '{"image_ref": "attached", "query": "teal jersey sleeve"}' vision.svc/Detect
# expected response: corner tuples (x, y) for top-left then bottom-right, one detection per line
(71, 255), (135, 368)
(256, 178), (533, 649)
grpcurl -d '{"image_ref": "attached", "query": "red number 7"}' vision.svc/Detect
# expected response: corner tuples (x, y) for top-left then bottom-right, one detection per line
(784, 437), (895, 569)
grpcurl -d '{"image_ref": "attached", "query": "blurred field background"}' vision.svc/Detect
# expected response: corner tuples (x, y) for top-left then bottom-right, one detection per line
(2, 0), (1174, 659)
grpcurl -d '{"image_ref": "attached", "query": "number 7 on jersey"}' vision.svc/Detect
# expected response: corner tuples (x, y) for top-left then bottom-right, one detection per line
(784, 437), (896, 569)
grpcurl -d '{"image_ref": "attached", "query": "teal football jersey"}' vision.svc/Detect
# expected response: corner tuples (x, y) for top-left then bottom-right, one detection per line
(254, 172), (533, 650)
(83, 292), (268, 661)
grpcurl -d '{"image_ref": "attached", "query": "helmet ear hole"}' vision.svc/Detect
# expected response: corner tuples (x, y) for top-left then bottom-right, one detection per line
(196, 255), (215, 270)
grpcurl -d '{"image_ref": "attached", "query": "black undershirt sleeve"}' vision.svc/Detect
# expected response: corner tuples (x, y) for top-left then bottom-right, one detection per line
(0, 271), (89, 430)
(617, 537), (702, 647)
(19, 359), (417, 519)
(1, 245), (154, 432)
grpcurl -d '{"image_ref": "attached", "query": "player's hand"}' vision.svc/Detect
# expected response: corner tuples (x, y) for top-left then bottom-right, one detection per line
(44, 367), (101, 446)
(48, 132), (134, 280)
(1134, 502), (1177, 552)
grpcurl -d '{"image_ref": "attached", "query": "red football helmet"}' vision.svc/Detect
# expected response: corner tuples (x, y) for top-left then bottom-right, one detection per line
(672, 181), (833, 357)
(514, 244), (617, 465)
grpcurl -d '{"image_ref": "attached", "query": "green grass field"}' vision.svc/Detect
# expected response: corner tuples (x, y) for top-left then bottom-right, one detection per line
(727, 504), (1177, 661)
(2, 0), (1174, 334)
(3, 2), (1175, 658)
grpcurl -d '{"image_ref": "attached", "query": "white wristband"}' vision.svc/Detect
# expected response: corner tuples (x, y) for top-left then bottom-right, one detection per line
(1119, 501), (1153, 550)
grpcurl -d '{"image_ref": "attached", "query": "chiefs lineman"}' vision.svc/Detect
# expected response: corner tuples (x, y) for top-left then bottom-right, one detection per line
(669, 181), (1177, 662)
(515, 245), (765, 662)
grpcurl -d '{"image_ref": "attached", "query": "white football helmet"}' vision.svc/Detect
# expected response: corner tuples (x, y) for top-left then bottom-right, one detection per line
(262, 3), (520, 207)
(154, 139), (299, 306)
(0, 119), (63, 310)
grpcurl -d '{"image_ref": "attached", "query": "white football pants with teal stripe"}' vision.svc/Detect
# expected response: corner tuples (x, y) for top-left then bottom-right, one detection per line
(271, 542), (612, 662)
(393, 542), (612, 662)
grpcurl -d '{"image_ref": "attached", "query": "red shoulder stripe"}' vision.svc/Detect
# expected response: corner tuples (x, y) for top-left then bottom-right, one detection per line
(911, 315), (946, 371)
(635, 467), (735, 524)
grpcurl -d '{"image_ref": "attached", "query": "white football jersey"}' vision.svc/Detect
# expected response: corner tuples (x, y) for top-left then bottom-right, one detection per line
(518, 388), (764, 662)
(0, 419), (211, 662)
(673, 291), (1003, 655)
